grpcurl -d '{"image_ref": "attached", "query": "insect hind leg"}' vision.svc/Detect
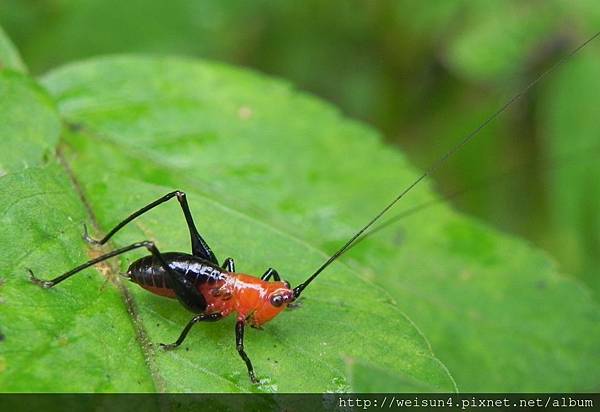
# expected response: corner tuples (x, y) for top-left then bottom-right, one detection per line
(160, 312), (222, 350)
(31, 239), (209, 313)
(29, 241), (156, 288)
(82, 190), (219, 265)
(142, 241), (208, 313)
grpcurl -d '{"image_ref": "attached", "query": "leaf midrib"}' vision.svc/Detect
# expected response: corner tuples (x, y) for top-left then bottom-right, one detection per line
(53, 142), (165, 393)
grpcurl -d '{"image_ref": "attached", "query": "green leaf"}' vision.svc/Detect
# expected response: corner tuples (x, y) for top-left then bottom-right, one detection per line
(41, 55), (600, 392)
(3, 50), (599, 393)
(1, 56), (457, 393)
(348, 360), (443, 393)
(0, 71), (153, 392)
(0, 24), (26, 73)
(0, 71), (59, 174)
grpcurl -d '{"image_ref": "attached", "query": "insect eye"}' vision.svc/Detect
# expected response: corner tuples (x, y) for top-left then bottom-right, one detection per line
(270, 294), (284, 307)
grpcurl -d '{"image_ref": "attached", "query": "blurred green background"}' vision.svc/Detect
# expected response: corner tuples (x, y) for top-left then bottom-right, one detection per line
(1, 0), (598, 298)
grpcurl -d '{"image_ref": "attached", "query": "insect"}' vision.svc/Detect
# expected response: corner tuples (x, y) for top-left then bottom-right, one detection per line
(28, 31), (599, 383)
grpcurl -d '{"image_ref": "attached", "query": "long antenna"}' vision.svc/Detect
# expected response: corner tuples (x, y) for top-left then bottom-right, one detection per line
(348, 143), (600, 252)
(293, 30), (600, 298)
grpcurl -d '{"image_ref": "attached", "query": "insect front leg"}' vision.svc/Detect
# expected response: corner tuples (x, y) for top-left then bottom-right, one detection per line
(160, 313), (222, 350)
(260, 268), (280, 281)
(235, 319), (258, 383)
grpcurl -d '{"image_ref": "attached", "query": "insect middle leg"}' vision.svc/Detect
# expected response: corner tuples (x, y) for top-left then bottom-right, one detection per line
(83, 190), (219, 264)
(221, 257), (235, 272)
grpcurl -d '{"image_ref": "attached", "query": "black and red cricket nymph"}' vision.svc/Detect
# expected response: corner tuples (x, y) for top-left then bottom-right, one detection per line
(28, 31), (600, 384)
(29, 191), (304, 383)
